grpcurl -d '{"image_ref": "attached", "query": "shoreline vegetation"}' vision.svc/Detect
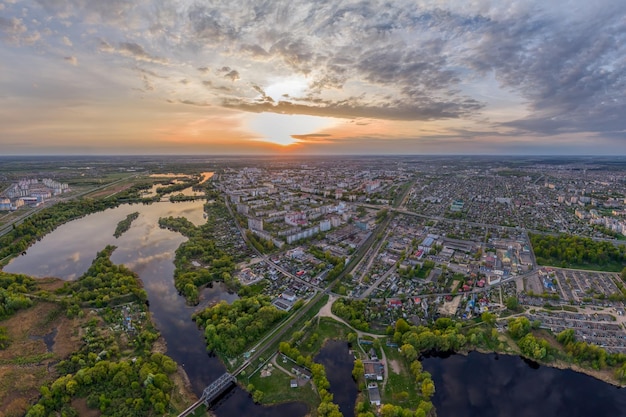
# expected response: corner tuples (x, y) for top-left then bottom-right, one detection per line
(113, 211), (139, 238)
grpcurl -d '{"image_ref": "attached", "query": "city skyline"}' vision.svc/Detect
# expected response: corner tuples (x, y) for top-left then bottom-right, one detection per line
(1, 0), (625, 155)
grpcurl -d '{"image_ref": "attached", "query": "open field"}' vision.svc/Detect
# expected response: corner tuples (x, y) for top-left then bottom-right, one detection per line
(381, 344), (422, 409)
(0, 301), (82, 416)
(248, 361), (317, 410)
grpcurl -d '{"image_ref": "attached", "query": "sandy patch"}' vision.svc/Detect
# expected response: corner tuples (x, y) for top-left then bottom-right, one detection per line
(389, 359), (402, 374)
(439, 295), (462, 315)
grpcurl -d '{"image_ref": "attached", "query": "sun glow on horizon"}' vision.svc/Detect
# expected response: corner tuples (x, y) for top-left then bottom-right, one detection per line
(247, 113), (339, 146)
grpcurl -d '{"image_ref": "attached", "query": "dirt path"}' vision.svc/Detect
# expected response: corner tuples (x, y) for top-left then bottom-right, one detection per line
(271, 353), (295, 377)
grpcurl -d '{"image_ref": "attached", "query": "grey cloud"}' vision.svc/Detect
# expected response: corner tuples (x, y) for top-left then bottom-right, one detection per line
(223, 69), (239, 81)
(34, 0), (136, 25)
(179, 99), (211, 107)
(0, 16), (43, 45)
(0, 17), (27, 35)
(118, 42), (168, 64)
(10, 0), (626, 140)
(223, 95), (482, 121)
(240, 44), (269, 59)
(98, 39), (114, 53)
(268, 37), (315, 72)
(135, 67), (168, 79)
(463, 4), (626, 135)
(251, 84), (274, 103)
(217, 66), (240, 81)
(173, 1), (487, 121)
(187, 4), (238, 43)
(64, 55), (77, 65)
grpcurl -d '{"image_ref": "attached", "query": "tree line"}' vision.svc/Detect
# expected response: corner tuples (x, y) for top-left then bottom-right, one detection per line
(530, 233), (626, 271)
(0, 182), (156, 262)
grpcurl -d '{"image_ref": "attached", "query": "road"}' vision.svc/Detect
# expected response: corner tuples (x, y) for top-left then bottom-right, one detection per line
(219, 182), (411, 377)
(359, 265), (397, 299)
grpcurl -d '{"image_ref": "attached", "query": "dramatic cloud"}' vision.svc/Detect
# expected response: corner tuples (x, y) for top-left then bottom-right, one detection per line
(1, 0), (625, 154)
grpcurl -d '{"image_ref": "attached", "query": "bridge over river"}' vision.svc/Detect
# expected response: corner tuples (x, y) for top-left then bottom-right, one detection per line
(177, 373), (236, 417)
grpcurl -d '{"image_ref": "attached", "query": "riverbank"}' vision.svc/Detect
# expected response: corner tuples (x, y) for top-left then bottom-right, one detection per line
(455, 345), (626, 388)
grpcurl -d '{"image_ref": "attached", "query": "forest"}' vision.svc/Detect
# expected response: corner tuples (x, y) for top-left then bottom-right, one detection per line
(331, 298), (371, 331)
(530, 233), (626, 271)
(193, 295), (287, 357)
(0, 272), (35, 321)
(0, 272), (36, 350)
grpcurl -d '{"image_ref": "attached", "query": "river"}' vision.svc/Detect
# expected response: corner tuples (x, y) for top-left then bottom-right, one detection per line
(2, 197), (307, 417)
(422, 351), (626, 417)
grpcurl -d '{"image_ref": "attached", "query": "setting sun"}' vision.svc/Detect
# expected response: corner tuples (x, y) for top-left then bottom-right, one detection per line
(247, 113), (339, 146)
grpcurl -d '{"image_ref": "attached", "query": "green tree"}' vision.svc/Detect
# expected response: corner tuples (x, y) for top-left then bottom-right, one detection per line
(481, 312), (496, 327)
(507, 317), (531, 339)
(505, 296), (520, 312)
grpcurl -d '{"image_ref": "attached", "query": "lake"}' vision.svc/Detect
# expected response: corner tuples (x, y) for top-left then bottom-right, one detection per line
(422, 351), (626, 417)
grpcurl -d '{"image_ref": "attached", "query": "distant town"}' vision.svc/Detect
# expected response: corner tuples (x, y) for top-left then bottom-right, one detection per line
(0, 178), (70, 210)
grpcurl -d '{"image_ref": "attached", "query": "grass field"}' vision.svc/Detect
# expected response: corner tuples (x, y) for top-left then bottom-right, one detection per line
(297, 316), (354, 358)
(381, 344), (422, 409)
(247, 362), (318, 410)
(0, 301), (82, 416)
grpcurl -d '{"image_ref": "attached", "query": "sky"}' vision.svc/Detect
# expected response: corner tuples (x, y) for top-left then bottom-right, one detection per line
(1, 0), (625, 155)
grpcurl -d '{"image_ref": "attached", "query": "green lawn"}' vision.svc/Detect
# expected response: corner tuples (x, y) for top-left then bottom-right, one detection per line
(381, 344), (423, 409)
(248, 363), (318, 411)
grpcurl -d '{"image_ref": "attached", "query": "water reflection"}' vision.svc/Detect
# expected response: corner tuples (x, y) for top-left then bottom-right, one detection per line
(423, 351), (626, 417)
(315, 340), (358, 417)
(2, 197), (307, 417)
